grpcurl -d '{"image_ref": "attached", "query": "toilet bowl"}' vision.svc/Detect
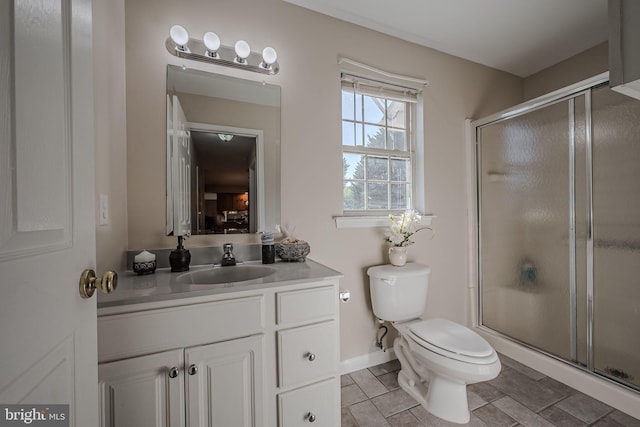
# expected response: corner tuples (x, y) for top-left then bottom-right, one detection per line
(396, 318), (500, 423)
(367, 263), (501, 424)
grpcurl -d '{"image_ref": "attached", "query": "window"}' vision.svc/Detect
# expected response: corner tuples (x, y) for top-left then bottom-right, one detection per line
(341, 73), (420, 214)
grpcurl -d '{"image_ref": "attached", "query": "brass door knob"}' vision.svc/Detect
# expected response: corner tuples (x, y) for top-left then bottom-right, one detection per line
(79, 269), (118, 299)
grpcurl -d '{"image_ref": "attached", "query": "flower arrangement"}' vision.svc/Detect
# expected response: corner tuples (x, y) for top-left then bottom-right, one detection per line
(384, 209), (432, 247)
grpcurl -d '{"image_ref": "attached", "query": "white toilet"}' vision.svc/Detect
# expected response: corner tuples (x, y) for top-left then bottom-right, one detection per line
(367, 263), (501, 424)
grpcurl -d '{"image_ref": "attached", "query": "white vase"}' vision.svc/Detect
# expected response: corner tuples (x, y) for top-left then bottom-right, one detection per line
(388, 246), (408, 266)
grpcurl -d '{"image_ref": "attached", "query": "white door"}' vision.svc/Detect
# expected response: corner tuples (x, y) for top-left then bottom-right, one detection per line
(167, 96), (191, 237)
(0, 0), (99, 425)
(166, 95), (174, 235)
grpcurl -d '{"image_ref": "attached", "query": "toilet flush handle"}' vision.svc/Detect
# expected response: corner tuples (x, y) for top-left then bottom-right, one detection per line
(382, 278), (396, 286)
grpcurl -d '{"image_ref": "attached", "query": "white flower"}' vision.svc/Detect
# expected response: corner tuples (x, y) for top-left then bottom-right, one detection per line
(384, 209), (432, 247)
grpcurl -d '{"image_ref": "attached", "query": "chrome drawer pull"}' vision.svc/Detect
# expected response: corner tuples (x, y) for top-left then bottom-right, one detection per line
(304, 352), (316, 362)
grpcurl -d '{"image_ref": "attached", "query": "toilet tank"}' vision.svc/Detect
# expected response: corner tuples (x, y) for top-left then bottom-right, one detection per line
(367, 263), (431, 322)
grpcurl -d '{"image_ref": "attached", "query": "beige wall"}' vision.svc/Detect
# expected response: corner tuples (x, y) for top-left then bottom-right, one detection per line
(93, 0), (128, 271)
(116, 0), (523, 361)
(524, 42), (608, 100)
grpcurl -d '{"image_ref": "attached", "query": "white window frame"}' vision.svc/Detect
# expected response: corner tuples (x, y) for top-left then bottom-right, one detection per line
(335, 73), (430, 228)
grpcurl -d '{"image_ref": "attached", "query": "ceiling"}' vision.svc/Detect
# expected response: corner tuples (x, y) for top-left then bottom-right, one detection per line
(283, 0), (609, 77)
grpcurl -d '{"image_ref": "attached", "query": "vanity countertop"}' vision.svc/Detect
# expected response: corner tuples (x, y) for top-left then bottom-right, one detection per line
(97, 259), (343, 314)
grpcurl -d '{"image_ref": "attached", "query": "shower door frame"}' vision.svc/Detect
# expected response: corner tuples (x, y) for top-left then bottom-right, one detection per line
(469, 72), (639, 392)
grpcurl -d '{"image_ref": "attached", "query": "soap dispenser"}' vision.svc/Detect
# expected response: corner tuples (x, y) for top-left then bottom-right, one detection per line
(169, 235), (191, 272)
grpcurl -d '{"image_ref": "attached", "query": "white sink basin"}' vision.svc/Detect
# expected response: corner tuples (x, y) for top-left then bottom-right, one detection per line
(176, 265), (276, 285)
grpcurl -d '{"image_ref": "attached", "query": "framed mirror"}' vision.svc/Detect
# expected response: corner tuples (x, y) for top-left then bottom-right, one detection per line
(166, 65), (281, 235)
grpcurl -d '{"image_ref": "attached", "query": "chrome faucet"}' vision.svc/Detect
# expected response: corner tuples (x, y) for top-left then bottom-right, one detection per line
(220, 243), (237, 266)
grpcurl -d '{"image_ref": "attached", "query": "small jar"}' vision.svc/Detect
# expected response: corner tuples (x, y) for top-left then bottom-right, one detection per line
(261, 232), (275, 264)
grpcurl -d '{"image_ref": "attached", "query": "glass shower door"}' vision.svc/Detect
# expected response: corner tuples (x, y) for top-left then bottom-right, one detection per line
(478, 96), (587, 362)
(476, 78), (640, 391)
(591, 86), (640, 388)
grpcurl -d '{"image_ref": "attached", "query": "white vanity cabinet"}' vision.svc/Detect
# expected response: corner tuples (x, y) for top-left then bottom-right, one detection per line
(98, 295), (265, 427)
(97, 271), (341, 427)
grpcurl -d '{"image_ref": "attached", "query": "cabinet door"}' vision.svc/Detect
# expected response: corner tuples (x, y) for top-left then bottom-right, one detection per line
(99, 349), (185, 427)
(186, 335), (264, 427)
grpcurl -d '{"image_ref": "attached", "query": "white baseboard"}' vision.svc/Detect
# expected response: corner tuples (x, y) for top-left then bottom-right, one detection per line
(340, 349), (397, 375)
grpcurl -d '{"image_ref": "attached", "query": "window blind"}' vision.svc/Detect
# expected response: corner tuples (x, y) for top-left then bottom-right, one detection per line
(341, 73), (419, 103)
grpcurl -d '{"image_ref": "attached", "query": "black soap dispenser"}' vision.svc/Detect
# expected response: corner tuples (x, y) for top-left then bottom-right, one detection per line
(169, 235), (191, 272)
(261, 232), (275, 264)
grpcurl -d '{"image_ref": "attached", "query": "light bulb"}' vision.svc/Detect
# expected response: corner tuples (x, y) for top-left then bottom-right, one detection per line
(234, 40), (251, 63)
(261, 46), (277, 68)
(203, 32), (220, 57)
(169, 25), (189, 51)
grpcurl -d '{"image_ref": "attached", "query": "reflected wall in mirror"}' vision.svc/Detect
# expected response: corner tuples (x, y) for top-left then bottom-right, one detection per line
(166, 65), (281, 235)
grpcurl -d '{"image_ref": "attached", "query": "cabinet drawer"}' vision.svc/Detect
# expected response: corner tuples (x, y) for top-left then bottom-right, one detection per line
(276, 285), (335, 326)
(277, 321), (337, 388)
(98, 295), (264, 362)
(278, 378), (339, 427)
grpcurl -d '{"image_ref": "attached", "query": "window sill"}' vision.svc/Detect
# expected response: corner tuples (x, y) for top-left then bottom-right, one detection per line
(334, 214), (436, 229)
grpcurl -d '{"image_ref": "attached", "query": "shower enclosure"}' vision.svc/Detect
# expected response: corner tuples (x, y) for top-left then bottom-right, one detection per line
(474, 74), (640, 391)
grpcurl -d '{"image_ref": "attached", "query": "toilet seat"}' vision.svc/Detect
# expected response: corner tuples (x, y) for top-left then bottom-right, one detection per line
(407, 318), (498, 364)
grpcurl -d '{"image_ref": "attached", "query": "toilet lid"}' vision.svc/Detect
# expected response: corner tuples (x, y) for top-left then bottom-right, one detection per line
(408, 318), (494, 359)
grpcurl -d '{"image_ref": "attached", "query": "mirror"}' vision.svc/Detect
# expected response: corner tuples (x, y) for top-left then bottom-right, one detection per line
(166, 65), (281, 235)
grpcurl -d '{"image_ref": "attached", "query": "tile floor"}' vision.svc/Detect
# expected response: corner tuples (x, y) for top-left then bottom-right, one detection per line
(341, 353), (640, 426)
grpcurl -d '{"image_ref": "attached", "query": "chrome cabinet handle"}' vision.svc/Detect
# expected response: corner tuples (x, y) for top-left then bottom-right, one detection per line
(168, 367), (179, 378)
(304, 352), (316, 362)
(188, 364), (198, 375)
(306, 412), (316, 423)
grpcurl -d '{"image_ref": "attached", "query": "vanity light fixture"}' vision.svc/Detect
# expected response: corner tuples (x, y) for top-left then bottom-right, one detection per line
(165, 26), (279, 75)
